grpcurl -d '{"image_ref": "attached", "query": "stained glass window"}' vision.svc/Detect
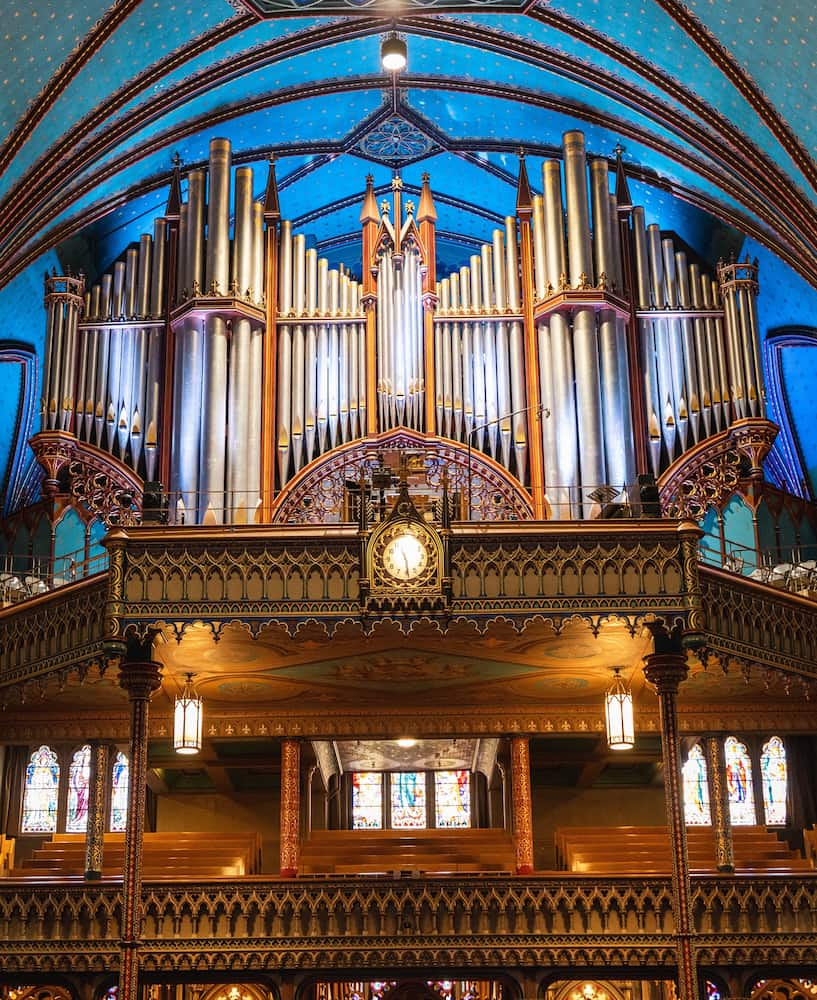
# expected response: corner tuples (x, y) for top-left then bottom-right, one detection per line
(682, 743), (711, 825)
(66, 744), (91, 833)
(110, 752), (129, 832)
(21, 745), (60, 833)
(760, 736), (787, 825)
(352, 772), (383, 829)
(725, 736), (756, 826)
(390, 771), (426, 828)
(706, 982), (721, 1000)
(434, 770), (471, 828)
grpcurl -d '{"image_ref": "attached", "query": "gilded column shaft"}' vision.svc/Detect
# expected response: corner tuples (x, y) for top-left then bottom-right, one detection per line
(704, 735), (734, 873)
(510, 736), (534, 875)
(118, 659), (162, 1000)
(84, 742), (110, 880)
(643, 651), (695, 1000)
(280, 738), (301, 877)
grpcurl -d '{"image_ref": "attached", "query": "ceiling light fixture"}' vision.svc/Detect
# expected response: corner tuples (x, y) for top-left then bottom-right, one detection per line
(397, 737), (417, 748)
(174, 673), (203, 755)
(605, 667), (635, 751)
(381, 33), (407, 73)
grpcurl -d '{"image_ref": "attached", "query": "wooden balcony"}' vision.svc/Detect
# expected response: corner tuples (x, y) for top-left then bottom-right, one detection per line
(0, 873), (814, 974)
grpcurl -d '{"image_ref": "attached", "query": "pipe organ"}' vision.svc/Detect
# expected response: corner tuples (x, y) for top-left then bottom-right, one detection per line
(39, 129), (767, 523)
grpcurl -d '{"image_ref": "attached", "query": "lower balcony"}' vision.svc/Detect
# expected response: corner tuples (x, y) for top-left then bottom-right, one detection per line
(0, 874), (815, 974)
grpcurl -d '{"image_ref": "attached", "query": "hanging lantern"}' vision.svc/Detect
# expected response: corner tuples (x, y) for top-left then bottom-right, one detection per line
(174, 673), (203, 755)
(605, 668), (634, 750)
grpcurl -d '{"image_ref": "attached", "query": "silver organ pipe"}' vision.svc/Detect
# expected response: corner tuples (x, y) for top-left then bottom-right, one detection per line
(542, 158), (578, 517)
(564, 131), (606, 513)
(275, 225), (368, 488)
(591, 159), (628, 492)
(144, 217), (165, 482)
(718, 257), (764, 419)
(227, 166), (254, 520)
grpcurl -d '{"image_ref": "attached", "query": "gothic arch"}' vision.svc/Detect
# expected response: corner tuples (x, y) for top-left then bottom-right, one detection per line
(270, 428), (536, 524)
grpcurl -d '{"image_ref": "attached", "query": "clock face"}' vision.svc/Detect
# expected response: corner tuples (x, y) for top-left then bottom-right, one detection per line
(382, 531), (429, 581)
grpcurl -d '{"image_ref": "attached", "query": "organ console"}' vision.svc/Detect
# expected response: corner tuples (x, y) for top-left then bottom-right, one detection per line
(40, 129), (765, 524)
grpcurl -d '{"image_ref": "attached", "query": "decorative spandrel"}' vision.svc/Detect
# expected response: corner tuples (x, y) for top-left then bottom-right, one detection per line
(358, 115), (439, 167)
(232, 0), (527, 15)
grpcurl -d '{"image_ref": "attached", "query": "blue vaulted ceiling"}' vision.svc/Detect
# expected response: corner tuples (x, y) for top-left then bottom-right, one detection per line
(2, 0), (817, 507)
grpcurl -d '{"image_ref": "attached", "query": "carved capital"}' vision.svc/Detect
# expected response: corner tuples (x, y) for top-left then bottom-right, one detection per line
(643, 652), (688, 695)
(118, 661), (162, 702)
(730, 418), (778, 478)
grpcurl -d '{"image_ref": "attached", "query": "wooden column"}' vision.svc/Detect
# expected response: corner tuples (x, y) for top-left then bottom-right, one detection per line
(510, 736), (534, 875)
(261, 157), (281, 518)
(704, 734), (734, 873)
(280, 738), (301, 877)
(643, 638), (696, 1000)
(84, 741), (110, 880)
(516, 152), (545, 518)
(118, 653), (162, 1000)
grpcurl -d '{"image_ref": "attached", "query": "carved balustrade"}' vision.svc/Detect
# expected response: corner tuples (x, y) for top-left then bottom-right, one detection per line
(104, 519), (703, 643)
(0, 576), (107, 690)
(0, 876), (815, 973)
(700, 565), (817, 682)
(6, 527), (817, 695)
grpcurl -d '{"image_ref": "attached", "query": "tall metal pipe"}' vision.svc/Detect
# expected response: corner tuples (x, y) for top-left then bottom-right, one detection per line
(200, 138), (231, 521)
(542, 159), (577, 515)
(563, 132), (604, 509)
(591, 159), (627, 490)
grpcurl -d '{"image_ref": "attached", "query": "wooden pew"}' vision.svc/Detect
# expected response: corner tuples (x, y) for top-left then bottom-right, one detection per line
(9, 831), (262, 879)
(555, 825), (810, 874)
(300, 828), (515, 875)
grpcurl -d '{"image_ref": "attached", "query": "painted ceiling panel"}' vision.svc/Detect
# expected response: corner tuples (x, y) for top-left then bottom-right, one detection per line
(686, 0), (817, 158)
(551, 0), (815, 198)
(0, 2), (240, 198)
(0, 0), (111, 132)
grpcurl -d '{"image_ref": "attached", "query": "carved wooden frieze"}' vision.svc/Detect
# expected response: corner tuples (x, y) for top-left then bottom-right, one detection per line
(0, 875), (815, 973)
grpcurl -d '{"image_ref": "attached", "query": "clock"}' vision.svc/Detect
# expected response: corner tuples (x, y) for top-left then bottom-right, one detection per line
(382, 530), (429, 581)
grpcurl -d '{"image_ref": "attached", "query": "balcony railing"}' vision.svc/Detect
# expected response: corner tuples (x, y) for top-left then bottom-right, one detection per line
(0, 875), (814, 972)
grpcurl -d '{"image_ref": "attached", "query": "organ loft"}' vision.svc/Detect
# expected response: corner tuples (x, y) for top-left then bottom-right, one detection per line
(2, 11), (817, 1000)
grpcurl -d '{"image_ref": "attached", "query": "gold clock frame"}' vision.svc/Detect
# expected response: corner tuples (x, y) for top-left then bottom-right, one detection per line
(366, 489), (444, 597)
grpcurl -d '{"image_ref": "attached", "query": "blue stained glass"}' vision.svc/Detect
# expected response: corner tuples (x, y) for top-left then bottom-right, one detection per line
(391, 771), (426, 829)
(760, 736), (787, 826)
(682, 744), (711, 826)
(110, 752), (130, 832)
(21, 745), (60, 834)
